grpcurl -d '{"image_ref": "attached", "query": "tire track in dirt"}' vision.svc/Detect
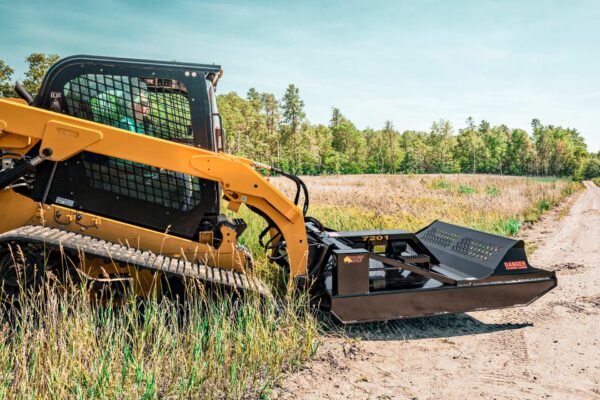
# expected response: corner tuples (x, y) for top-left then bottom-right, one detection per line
(275, 181), (600, 400)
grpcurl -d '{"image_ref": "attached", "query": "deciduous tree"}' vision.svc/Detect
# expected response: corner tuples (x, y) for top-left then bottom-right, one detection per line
(0, 60), (15, 98)
(22, 53), (60, 96)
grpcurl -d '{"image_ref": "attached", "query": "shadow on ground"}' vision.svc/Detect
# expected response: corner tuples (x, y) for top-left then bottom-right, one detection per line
(318, 312), (531, 341)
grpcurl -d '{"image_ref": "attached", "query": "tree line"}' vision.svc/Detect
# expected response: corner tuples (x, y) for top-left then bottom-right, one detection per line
(0, 53), (60, 98)
(1, 53), (598, 179)
(218, 87), (598, 179)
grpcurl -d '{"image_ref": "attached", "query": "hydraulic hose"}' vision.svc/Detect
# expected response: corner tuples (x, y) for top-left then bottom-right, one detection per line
(0, 155), (45, 191)
(271, 167), (310, 216)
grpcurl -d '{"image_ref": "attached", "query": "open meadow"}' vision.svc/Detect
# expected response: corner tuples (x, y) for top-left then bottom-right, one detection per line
(0, 174), (581, 399)
(270, 173), (577, 237)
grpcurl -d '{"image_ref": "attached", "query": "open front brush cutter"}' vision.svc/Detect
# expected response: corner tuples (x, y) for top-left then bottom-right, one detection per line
(305, 220), (556, 323)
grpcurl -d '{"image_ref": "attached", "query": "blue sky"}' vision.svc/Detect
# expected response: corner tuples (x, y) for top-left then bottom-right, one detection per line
(1, 0), (598, 151)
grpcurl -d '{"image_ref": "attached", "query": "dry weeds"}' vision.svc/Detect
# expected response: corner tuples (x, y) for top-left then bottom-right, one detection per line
(271, 174), (579, 235)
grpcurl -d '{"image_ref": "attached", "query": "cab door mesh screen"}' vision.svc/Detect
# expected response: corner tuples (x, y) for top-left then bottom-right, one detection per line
(62, 74), (202, 211)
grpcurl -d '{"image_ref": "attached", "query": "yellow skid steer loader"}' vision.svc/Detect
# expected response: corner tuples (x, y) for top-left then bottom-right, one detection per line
(0, 55), (556, 323)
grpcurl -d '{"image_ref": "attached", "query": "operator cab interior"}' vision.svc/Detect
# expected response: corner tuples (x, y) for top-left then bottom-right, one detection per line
(26, 55), (226, 240)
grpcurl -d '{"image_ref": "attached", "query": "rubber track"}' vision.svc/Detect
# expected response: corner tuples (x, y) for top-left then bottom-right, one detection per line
(0, 225), (273, 300)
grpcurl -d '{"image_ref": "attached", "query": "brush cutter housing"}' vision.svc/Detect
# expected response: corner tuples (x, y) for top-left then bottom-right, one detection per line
(306, 220), (556, 323)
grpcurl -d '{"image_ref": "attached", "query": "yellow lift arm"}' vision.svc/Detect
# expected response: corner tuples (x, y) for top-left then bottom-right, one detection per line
(0, 99), (309, 279)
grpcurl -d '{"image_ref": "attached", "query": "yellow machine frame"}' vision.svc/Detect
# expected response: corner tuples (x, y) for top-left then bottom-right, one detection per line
(0, 99), (309, 279)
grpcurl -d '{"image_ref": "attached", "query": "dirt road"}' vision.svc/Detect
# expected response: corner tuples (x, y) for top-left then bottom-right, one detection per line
(276, 181), (600, 400)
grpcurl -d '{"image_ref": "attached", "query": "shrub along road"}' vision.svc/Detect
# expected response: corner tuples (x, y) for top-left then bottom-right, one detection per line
(276, 181), (600, 400)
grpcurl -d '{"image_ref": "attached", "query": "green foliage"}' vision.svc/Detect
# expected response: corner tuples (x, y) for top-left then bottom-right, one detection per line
(583, 155), (600, 180)
(427, 119), (459, 173)
(531, 176), (561, 183)
(365, 120), (403, 173)
(505, 129), (534, 175)
(537, 199), (552, 212)
(22, 53), (60, 96)
(457, 184), (476, 194)
(532, 119), (588, 177)
(592, 177), (600, 187)
(524, 198), (555, 223)
(330, 112), (366, 174)
(561, 181), (577, 196)
(502, 218), (521, 236)
(429, 178), (453, 191)
(280, 84), (306, 173)
(0, 53), (60, 98)
(217, 88), (594, 177)
(485, 185), (501, 197)
(456, 117), (485, 173)
(218, 91), (270, 163)
(0, 59), (15, 97)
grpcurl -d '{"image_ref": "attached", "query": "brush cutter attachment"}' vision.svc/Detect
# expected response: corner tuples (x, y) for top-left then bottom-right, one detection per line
(307, 220), (556, 323)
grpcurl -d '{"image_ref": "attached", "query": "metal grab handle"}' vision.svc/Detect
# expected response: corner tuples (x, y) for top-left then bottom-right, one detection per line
(212, 112), (226, 152)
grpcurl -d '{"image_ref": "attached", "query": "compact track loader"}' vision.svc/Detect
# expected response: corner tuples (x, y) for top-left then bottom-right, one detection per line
(0, 55), (556, 323)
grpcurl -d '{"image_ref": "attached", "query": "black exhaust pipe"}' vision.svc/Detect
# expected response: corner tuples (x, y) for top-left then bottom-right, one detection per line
(14, 81), (34, 105)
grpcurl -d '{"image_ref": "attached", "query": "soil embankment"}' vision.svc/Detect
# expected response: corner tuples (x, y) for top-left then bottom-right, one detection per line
(277, 181), (600, 400)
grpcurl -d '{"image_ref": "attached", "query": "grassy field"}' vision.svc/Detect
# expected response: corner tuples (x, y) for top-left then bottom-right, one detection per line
(0, 277), (317, 399)
(0, 174), (579, 399)
(271, 174), (578, 237)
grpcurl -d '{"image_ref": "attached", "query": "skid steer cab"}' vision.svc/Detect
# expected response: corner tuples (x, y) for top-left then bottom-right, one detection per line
(0, 55), (555, 323)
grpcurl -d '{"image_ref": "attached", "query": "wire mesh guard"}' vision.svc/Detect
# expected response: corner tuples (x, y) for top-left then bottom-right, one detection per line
(421, 226), (500, 262)
(420, 227), (460, 248)
(62, 74), (202, 211)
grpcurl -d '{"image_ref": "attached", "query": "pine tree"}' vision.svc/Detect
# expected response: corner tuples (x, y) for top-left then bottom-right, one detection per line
(261, 93), (281, 163)
(382, 120), (401, 172)
(246, 88), (262, 113)
(330, 107), (343, 128)
(280, 84), (306, 173)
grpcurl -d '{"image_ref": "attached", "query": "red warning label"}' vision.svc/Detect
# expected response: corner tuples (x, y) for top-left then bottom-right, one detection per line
(504, 260), (528, 270)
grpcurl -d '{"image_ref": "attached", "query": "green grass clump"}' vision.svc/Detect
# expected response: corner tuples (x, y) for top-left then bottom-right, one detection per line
(428, 178), (453, 192)
(485, 185), (501, 197)
(523, 199), (550, 223)
(561, 184), (575, 196)
(592, 177), (600, 187)
(427, 179), (476, 195)
(524, 198), (557, 223)
(457, 184), (476, 195)
(501, 218), (522, 236)
(538, 199), (552, 212)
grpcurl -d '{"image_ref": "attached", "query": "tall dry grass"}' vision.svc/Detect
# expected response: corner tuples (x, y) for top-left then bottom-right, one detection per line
(271, 174), (579, 235)
(0, 257), (317, 399)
